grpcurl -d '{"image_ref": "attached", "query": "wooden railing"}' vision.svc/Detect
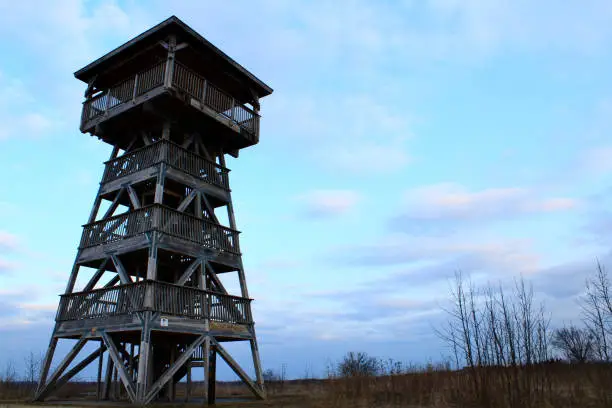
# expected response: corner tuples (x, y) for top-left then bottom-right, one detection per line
(57, 281), (253, 324)
(81, 60), (259, 137)
(82, 61), (166, 123)
(165, 141), (230, 189)
(102, 140), (230, 190)
(79, 204), (239, 254)
(102, 142), (164, 183)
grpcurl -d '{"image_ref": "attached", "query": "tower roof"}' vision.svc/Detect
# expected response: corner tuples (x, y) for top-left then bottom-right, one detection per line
(74, 15), (273, 98)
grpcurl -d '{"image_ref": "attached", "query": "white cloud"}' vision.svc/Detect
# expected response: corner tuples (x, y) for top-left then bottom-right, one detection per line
(295, 190), (361, 219)
(400, 183), (578, 221)
(0, 231), (19, 252)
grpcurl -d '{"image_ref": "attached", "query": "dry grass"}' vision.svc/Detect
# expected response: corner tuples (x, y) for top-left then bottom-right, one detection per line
(3, 363), (610, 408)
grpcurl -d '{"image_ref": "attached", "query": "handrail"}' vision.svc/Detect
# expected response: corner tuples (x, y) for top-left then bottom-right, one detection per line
(101, 140), (230, 190)
(81, 60), (260, 137)
(80, 204), (240, 254)
(57, 280), (253, 324)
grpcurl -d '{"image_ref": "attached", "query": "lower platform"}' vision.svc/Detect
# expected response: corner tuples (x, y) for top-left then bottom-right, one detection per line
(55, 314), (253, 341)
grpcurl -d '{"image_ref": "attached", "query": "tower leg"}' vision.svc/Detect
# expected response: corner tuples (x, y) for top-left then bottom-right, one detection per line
(186, 360), (192, 402)
(250, 334), (266, 396)
(35, 335), (58, 398)
(96, 341), (104, 400)
(103, 354), (114, 400)
(136, 314), (152, 403)
(207, 346), (216, 405)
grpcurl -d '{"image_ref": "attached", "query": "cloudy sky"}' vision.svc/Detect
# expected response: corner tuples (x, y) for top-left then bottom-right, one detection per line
(2, 0), (612, 381)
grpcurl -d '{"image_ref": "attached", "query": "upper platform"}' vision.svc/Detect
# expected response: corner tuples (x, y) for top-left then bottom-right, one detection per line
(75, 16), (273, 153)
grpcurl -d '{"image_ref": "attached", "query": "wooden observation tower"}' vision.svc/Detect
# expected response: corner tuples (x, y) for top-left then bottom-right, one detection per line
(35, 16), (272, 405)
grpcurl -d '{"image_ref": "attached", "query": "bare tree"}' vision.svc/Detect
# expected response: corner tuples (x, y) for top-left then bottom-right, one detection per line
(337, 352), (379, 378)
(581, 261), (611, 361)
(552, 326), (594, 363)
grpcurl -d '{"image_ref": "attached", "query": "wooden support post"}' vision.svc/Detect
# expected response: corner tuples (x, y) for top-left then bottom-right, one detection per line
(169, 346), (176, 402)
(97, 341), (104, 400)
(136, 313), (152, 403)
(164, 35), (177, 88)
(186, 360), (192, 402)
(250, 335), (266, 395)
(88, 194), (103, 224)
(64, 263), (80, 295)
(36, 336), (58, 396)
(112, 366), (118, 399)
(195, 192), (203, 219)
(155, 164), (166, 205)
(35, 337), (87, 401)
(207, 344), (216, 405)
(132, 73), (139, 101)
(103, 353), (114, 400)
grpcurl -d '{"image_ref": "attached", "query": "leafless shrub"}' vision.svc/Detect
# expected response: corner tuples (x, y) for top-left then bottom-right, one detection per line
(552, 326), (594, 363)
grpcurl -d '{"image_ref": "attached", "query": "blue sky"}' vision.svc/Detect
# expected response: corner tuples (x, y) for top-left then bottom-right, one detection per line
(2, 0), (612, 381)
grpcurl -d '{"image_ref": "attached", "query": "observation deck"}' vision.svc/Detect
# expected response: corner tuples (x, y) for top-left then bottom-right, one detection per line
(56, 281), (252, 340)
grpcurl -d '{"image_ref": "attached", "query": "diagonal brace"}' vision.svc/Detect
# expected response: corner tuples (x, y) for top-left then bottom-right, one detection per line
(101, 332), (137, 402)
(213, 339), (265, 400)
(143, 334), (207, 404)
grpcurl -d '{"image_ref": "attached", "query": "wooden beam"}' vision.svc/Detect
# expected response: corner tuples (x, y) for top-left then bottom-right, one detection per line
(204, 261), (227, 294)
(35, 337), (88, 400)
(49, 345), (107, 400)
(110, 255), (132, 284)
(82, 258), (110, 292)
(136, 313), (152, 401)
(36, 337), (58, 396)
(97, 341), (104, 400)
(154, 164), (166, 204)
(207, 342), (215, 405)
(126, 185), (142, 209)
(195, 192), (203, 219)
(181, 133), (194, 149)
(103, 353), (113, 400)
(177, 258), (202, 286)
(177, 189), (198, 212)
(141, 131), (152, 146)
(102, 188), (125, 220)
(143, 334), (207, 404)
(101, 332), (137, 402)
(175, 42), (189, 52)
(213, 339), (265, 400)
(125, 133), (138, 152)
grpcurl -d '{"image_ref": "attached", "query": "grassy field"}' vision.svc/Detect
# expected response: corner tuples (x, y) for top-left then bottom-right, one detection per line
(2, 361), (612, 408)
